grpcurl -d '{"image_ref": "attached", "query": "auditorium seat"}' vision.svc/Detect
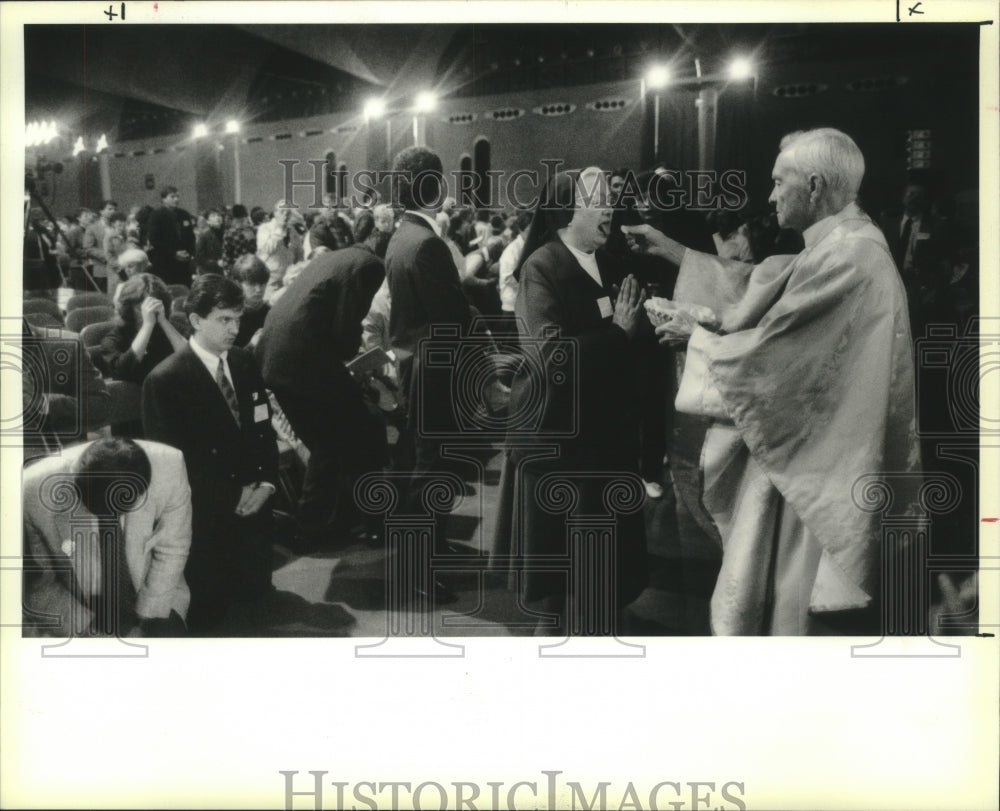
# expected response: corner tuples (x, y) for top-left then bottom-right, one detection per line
(24, 311), (63, 329)
(79, 320), (117, 376)
(104, 380), (143, 433)
(66, 305), (115, 334)
(22, 298), (64, 324)
(79, 320), (117, 349)
(169, 310), (192, 338)
(66, 292), (112, 313)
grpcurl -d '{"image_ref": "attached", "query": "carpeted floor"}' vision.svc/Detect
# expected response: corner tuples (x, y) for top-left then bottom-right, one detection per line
(212, 446), (723, 637)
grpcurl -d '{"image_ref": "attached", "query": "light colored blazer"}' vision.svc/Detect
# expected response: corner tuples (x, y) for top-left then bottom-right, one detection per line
(22, 440), (192, 635)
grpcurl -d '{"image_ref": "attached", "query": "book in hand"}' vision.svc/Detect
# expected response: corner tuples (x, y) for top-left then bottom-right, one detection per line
(345, 346), (393, 375)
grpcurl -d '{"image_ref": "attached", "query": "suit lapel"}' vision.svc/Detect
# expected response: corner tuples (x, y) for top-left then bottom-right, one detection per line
(179, 346), (241, 435)
(227, 350), (255, 426)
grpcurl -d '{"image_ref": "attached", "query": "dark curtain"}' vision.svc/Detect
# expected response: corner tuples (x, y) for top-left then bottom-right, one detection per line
(654, 89), (699, 172)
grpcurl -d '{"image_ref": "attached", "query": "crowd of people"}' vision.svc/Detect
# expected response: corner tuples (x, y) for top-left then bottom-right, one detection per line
(21, 129), (980, 638)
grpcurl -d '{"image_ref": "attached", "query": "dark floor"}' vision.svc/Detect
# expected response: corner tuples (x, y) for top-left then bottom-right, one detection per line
(212, 445), (723, 637)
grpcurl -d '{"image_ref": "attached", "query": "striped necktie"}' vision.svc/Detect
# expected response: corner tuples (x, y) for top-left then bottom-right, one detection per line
(216, 357), (241, 427)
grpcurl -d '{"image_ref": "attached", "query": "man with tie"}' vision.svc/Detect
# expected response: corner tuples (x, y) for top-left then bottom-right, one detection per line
(22, 437), (192, 637)
(142, 274), (278, 633)
(883, 181), (930, 275)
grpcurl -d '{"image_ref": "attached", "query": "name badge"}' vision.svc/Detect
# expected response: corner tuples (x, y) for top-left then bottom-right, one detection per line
(597, 296), (613, 318)
(254, 403), (270, 423)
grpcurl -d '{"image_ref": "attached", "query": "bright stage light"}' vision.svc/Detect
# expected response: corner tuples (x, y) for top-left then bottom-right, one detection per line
(26, 120), (59, 148)
(225, 120), (240, 133)
(96, 134), (109, 153)
(193, 123), (209, 138)
(414, 92), (437, 113)
(364, 98), (387, 120)
(729, 57), (754, 81)
(72, 136), (85, 157)
(646, 65), (671, 89)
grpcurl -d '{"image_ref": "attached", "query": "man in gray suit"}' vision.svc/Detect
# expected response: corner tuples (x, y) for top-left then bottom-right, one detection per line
(22, 438), (192, 637)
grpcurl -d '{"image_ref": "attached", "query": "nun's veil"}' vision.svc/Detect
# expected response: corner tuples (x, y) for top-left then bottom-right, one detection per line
(513, 169), (579, 282)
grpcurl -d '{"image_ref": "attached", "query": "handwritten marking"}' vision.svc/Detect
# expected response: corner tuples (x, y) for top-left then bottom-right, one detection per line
(982, 518), (999, 523)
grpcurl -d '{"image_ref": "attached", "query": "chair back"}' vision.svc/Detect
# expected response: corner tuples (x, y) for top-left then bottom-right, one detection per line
(22, 298), (64, 323)
(66, 305), (116, 334)
(66, 292), (112, 313)
(79, 320), (118, 349)
(24, 311), (63, 329)
(168, 310), (192, 338)
(105, 380), (144, 428)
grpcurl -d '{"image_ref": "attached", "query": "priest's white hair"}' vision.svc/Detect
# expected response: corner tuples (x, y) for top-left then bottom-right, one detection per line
(779, 128), (865, 203)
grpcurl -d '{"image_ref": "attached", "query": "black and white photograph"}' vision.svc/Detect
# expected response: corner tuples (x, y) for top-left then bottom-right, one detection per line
(2, 1), (997, 809)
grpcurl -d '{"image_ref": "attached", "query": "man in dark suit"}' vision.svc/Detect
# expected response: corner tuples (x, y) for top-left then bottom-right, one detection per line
(384, 146), (498, 602)
(257, 212), (388, 549)
(146, 186), (196, 286)
(142, 274), (278, 633)
(882, 181), (932, 276)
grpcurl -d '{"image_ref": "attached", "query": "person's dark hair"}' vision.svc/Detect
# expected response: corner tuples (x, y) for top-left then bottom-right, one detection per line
(185, 273), (244, 318)
(392, 146), (444, 211)
(115, 273), (172, 331)
(610, 168), (630, 181)
(231, 254), (269, 285)
(489, 214), (506, 234)
(231, 204), (248, 220)
(76, 207), (95, 221)
(100, 200), (118, 211)
(250, 207), (268, 226)
(353, 211), (376, 244)
(108, 211), (127, 225)
(484, 235), (506, 264)
(514, 208), (534, 234)
(309, 220), (339, 252)
(514, 170), (579, 281)
(74, 438), (151, 517)
(160, 185), (178, 199)
(330, 215), (354, 247)
(713, 210), (743, 241)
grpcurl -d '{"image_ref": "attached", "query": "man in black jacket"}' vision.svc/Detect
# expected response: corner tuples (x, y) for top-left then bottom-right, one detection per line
(142, 274), (278, 633)
(384, 146), (495, 603)
(146, 186), (195, 286)
(257, 213), (387, 549)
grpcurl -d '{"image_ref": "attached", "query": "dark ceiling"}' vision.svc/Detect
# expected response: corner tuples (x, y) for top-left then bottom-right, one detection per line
(25, 23), (980, 141)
